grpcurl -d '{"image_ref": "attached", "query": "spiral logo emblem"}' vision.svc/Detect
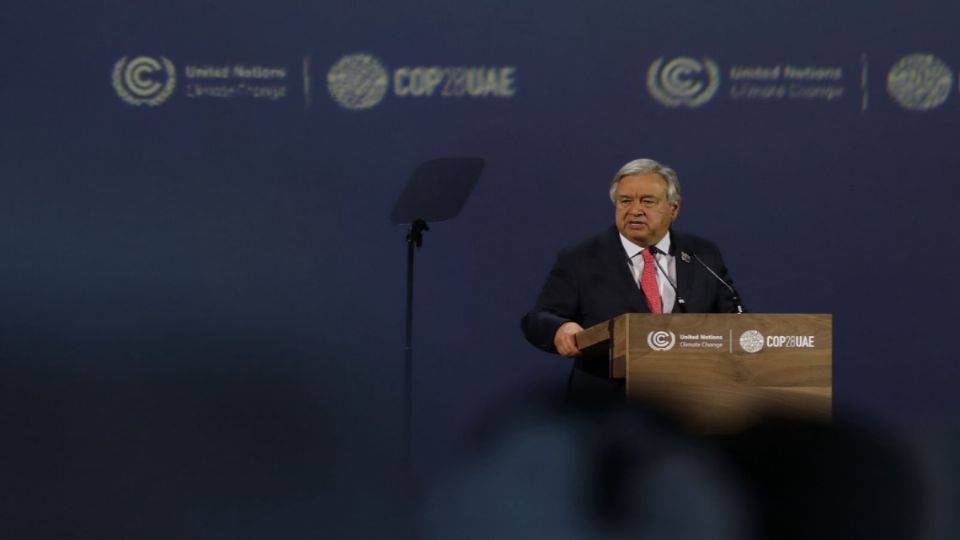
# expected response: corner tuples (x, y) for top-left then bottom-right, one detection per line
(646, 330), (676, 351)
(887, 54), (953, 111)
(112, 56), (176, 106)
(647, 57), (720, 108)
(739, 330), (764, 354)
(327, 53), (389, 110)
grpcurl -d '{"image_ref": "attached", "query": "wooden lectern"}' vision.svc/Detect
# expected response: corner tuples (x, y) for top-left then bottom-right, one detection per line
(576, 313), (832, 432)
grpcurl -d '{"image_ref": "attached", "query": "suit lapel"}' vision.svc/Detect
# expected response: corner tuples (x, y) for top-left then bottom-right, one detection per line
(672, 230), (695, 310)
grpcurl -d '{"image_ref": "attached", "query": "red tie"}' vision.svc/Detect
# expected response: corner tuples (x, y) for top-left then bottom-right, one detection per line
(640, 249), (662, 313)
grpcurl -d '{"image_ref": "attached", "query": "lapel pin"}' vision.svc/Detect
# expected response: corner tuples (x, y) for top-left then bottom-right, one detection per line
(681, 252), (691, 263)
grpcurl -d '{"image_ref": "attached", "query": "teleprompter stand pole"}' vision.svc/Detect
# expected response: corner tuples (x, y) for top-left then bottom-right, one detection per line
(389, 158), (483, 536)
(400, 219), (428, 540)
(403, 218), (428, 472)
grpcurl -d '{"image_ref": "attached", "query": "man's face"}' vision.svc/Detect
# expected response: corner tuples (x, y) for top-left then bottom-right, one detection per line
(614, 173), (680, 247)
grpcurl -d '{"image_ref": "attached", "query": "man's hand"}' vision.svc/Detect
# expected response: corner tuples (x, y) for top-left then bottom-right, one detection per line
(554, 321), (584, 357)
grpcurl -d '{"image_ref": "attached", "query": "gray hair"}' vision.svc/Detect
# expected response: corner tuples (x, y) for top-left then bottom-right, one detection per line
(608, 158), (681, 205)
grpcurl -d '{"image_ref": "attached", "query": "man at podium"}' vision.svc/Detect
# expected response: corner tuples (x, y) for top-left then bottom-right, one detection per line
(522, 158), (743, 394)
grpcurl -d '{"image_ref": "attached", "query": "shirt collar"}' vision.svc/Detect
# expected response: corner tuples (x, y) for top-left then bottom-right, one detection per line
(619, 230), (672, 260)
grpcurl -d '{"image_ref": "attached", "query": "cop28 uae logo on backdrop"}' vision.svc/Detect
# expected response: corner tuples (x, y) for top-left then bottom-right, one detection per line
(886, 53), (953, 111)
(647, 56), (720, 108)
(646, 330), (677, 351)
(112, 56), (176, 106)
(326, 53), (390, 110)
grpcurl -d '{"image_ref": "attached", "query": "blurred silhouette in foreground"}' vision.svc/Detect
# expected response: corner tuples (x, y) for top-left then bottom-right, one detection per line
(421, 390), (927, 540)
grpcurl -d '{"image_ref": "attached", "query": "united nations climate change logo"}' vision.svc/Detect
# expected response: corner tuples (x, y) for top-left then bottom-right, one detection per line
(327, 53), (389, 110)
(887, 54), (953, 111)
(647, 57), (720, 108)
(647, 330), (676, 351)
(739, 330), (764, 354)
(112, 56), (176, 106)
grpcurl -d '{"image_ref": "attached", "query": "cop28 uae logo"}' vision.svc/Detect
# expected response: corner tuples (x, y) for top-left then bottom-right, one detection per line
(112, 56), (176, 106)
(647, 57), (720, 108)
(886, 53), (953, 111)
(646, 330), (676, 351)
(327, 53), (389, 110)
(739, 330), (764, 354)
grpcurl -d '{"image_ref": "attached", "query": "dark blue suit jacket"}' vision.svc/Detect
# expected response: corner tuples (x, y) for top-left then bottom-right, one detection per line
(522, 226), (743, 357)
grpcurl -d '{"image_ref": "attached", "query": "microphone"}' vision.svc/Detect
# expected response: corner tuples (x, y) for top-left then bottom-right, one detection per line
(689, 251), (745, 314)
(647, 246), (687, 313)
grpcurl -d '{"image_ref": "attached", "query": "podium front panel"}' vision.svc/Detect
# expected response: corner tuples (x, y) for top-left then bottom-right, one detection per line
(579, 313), (832, 431)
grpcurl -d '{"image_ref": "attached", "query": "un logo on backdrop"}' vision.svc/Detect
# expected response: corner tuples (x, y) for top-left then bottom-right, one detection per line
(886, 53), (953, 111)
(647, 57), (720, 108)
(327, 53), (389, 110)
(112, 56), (176, 106)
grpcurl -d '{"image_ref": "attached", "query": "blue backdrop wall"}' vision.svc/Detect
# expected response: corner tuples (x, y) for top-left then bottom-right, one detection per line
(2, 0), (959, 537)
